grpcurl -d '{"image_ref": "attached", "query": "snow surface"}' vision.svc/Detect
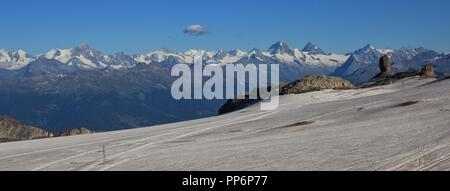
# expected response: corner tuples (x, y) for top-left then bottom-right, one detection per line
(1, 77), (450, 171)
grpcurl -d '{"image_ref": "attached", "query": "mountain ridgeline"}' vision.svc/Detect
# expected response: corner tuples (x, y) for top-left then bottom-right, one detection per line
(0, 115), (93, 142)
(0, 42), (449, 132)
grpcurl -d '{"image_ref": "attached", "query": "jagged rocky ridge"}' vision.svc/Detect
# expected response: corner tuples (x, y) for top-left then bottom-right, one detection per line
(0, 116), (51, 142)
(0, 116), (92, 142)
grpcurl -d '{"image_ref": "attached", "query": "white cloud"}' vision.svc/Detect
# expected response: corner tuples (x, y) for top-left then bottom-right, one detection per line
(183, 24), (207, 36)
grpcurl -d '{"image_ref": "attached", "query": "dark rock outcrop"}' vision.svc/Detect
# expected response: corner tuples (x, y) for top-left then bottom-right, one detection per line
(54, 128), (93, 137)
(0, 115), (94, 143)
(302, 42), (327, 55)
(0, 116), (52, 142)
(280, 75), (354, 95)
(218, 86), (279, 115)
(420, 64), (436, 78)
(218, 96), (260, 115)
(373, 55), (392, 79)
(360, 55), (396, 88)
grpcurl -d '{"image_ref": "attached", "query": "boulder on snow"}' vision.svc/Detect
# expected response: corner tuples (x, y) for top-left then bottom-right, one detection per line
(280, 75), (355, 95)
(373, 55), (392, 79)
(420, 64), (436, 78)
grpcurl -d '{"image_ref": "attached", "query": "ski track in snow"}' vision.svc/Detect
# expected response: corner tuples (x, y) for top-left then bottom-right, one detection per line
(30, 110), (273, 171)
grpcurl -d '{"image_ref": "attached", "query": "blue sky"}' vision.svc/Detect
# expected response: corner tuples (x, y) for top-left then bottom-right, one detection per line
(1, 0), (450, 54)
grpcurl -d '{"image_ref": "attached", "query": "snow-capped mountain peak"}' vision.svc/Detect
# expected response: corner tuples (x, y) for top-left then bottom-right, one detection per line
(212, 49), (227, 60)
(268, 41), (294, 55)
(72, 43), (103, 57)
(107, 52), (136, 68)
(15, 50), (27, 57)
(0, 49), (11, 63)
(78, 43), (92, 49)
(183, 49), (214, 56)
(183, 49), (216, 62)
(206, 49), (247, 65)
(354, 44), (377, 54)
(228, 49), (246, 56)
(155, 48), (176, 55)
(44, 48), (73, 63)
(42, 44), (109, 69)
(302, 42), (326, 55)
(248, 48), (272, 59)
(0, 49), (34, 70)
(249, 48), (263, 54)
(364, 44), (375, 50)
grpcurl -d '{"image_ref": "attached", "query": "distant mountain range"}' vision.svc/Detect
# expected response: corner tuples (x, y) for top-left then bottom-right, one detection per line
(1, 41), (448, 83)
(1, 42), (345, 69)
(0, 41), (449, 132)
(0, 41), (350, 82)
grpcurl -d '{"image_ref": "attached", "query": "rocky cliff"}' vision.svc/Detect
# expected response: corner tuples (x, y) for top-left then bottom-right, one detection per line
(280, 75), (355, 95)
(0, 116), (51, 142)
(0, 116), (93, 143)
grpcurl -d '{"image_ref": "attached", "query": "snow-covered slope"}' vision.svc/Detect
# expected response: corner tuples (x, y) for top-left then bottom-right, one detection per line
(1, 77), (450, 171)
(43, 44), (110, 70)
(134, 49), (216, 65)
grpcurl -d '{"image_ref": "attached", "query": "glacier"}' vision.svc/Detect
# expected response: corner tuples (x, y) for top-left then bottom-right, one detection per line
(1, 77), (450, 170)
